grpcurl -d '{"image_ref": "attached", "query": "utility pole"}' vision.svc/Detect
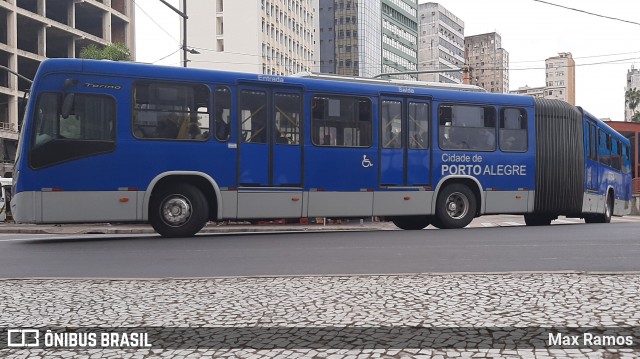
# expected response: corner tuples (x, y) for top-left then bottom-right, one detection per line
(158, 0), (199, 67)
(463, 66), (473, 85)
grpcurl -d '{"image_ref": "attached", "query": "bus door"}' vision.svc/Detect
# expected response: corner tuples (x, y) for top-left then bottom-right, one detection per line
(583, 120), (599, 211)
(237, 85), (303, 218)
(376, 96), (431, 215)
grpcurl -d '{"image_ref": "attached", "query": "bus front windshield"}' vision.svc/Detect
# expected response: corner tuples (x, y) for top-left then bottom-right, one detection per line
(29, 92), (116, 169)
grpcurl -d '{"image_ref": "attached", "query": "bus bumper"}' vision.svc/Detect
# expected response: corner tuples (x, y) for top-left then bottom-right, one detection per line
(11, 191), (38, 223)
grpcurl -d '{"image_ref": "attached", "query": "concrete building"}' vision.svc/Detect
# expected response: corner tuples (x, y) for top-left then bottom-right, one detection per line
(625, 66), (640, 122)
(464, 32), (509, 93)
(0, 0), (135, 176)
(185, 0), (319, 75)
(319, 0), (417, 80)
(545, 52), (575, 105)
(417, 2), (464, 83)
(509, 85), (544, 99)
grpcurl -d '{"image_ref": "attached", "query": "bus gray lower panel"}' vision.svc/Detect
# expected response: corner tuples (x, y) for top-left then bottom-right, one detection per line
(533, 99), (584, 215)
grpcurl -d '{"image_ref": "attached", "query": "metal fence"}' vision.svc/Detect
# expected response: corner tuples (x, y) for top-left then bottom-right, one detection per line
(634, 177), (640, 195)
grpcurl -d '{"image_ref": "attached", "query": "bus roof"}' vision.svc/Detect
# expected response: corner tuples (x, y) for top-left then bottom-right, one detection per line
(35, 58), (534, 107)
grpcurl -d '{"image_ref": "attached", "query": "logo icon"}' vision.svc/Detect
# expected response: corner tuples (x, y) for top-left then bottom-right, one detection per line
(362, 155), (373, 168)
(7, 329), (40, 347)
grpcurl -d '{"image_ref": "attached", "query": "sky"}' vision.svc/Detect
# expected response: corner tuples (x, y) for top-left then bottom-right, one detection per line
(134, 0), (640, 120)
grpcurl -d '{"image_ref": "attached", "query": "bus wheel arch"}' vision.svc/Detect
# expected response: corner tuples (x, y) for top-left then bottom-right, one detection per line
(432, 178), (481, 229)
(146, 173), (220, 237)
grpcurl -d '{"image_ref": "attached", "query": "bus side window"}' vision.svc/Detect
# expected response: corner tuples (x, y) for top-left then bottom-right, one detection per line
(214, 86), (232, 141)
(311, 95), (371, 147)
(499, 108), (527, 152)
(132, 81), (210, 141)
(438, 104), (495, 151)
(598, 130), (610, 166)
(622, 145), (631, 174)
(611, 139), (621, 170)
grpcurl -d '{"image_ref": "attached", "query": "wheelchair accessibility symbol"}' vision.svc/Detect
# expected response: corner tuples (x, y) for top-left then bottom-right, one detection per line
(362, 155), (373, 168)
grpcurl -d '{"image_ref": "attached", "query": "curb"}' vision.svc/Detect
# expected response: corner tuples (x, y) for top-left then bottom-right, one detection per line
(0, 224), (388, 235)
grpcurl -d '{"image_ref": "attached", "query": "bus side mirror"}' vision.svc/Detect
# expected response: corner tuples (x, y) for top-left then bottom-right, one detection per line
(61, 93), (75, 119)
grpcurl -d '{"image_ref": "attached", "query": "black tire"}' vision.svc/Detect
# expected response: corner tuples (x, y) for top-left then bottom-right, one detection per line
(524, 214), (553, 226)
(430, 216), (444, 229)
(435, 184), (476, 229)
(586, 194), (613, 224)
(391, 215), (431, 230)
(150, 183), (209, 237)
(603, 194), (613, 223)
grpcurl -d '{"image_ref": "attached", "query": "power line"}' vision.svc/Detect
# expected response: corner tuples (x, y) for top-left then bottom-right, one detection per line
(133, 0), (181, 45)
(152, 47), (182, 64)
(532, 0), (640, 26)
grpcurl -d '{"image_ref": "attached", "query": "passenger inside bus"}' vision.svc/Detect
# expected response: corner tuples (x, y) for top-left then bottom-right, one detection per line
(157, 114), (180, 139)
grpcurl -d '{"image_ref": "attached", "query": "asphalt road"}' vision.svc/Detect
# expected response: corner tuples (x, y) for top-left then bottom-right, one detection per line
(0, 219), (639, 278)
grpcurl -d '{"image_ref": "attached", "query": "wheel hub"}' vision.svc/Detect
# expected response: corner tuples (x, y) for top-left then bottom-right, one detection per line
(162, 196), (192, 226)
(446, 192), (469, 220)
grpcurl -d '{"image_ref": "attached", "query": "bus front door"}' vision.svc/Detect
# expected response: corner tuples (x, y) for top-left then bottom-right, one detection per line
(237, 86), (303, 219)
(376, 97), (432, 216)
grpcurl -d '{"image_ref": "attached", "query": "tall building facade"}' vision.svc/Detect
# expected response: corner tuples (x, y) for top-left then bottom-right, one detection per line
(417, 2), (464, 83)
(464, 32), (509, 93)
(545, 52), (575, 105)
(381, 0), (418, 80)
(625, 66), (640, 122)
(186, 0), (319, 75)
(319, 0), (417, 80)
(0, 0), (135, 176)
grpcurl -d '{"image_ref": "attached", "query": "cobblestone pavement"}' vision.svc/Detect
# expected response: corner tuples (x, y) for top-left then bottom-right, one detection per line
(1, 273), (640, 358)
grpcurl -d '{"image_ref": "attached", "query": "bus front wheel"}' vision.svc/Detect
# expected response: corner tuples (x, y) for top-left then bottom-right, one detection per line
(435, 184), (476, 229)
(391, 215), (431, 230)
(150, 183), (209, 237)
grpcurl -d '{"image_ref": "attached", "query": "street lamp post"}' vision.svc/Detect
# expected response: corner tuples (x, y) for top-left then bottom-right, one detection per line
(158, 0), (199, 67)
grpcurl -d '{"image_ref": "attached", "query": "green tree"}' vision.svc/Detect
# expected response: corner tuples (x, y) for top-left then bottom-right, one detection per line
(79, 42), (131, 61)
(625, 87), (640, 122)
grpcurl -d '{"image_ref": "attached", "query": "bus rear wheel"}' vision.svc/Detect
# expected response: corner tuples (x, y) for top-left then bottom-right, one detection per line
(150, 183), (209, 237)
(435, 184), (476, 229)
(585, 194), (613, 224)
(391, 215), (431, 230)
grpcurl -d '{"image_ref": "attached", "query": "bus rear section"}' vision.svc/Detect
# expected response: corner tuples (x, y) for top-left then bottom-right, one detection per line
(525, 99), (632, 225)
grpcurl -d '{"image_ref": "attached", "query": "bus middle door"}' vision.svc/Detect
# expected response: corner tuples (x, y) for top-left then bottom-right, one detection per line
(376, 96), (432, 216)
(237, 85), (303, 219)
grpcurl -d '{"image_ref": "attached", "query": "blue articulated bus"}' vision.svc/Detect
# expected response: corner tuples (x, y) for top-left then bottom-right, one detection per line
(11, 59), (633, 237)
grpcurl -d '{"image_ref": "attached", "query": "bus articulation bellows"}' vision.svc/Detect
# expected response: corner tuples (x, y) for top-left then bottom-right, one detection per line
(11, 59), (633, 237)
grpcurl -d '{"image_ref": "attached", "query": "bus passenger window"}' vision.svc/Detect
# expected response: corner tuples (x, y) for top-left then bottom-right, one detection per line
(214, 87), (232, 141)
(132, 81), (210, 141)
(311, 95), (371, 147)
(598, 131), (610, 166)
(438, 104), (495, 151)
(499, 108), (528, 152)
